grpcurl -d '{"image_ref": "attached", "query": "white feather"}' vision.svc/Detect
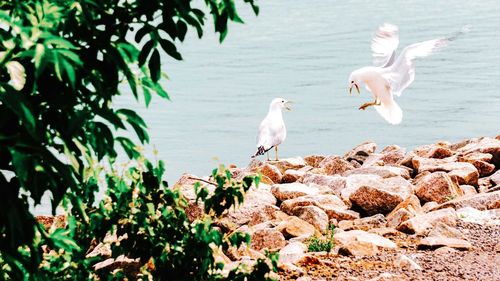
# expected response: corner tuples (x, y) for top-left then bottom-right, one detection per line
(256, 98), (287, 151)
(371, 23), (399, 67)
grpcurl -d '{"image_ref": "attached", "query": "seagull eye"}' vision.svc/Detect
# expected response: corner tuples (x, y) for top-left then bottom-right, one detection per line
(282, 100), (284, 103)
(351, 80), (354, 84)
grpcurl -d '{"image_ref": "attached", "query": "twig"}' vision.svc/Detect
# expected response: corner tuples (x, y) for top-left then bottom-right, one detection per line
(187, 176), (217, 186)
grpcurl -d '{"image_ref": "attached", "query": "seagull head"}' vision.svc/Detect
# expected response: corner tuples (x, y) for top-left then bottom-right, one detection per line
(271, 98), (292, 111)
(348, 72), (361, 95)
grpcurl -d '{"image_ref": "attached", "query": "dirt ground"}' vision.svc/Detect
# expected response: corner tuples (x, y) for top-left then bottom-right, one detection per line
(279, 221), (500, 281)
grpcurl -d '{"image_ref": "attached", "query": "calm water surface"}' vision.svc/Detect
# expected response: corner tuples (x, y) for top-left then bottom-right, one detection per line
(36, 0), (500, 214)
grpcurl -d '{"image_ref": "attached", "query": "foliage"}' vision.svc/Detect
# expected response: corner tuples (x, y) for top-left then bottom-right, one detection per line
(0, 0), (267, 279)
(307, 224), (336, 253)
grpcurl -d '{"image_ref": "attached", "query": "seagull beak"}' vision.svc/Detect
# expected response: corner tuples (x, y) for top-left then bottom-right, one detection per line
(284, 100), (293, 111)
(354, 83), (360, 94)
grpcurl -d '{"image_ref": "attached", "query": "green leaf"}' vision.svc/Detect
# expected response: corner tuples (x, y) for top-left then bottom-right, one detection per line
(149, 48), (161, 83)
(135, 25), (152, 43)
(158, 39), (182, 60)
(138, 40), (155, 67)
(176, 20), (188, 41)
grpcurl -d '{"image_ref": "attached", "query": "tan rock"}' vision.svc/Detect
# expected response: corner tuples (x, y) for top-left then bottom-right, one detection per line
(337, 214), (386, 231)
(269, 157), (307, 174)
(319, 156), (355, 175)
(251, 228), (286, 251)
(343, 165), (411, 180)
(427, 222), (464, 239)
(422, 201), (439, 213)
(460, 185), (477, 196)
(258, 163), (283, 184)
(412, 156), (479, 186)
(386, 208), (413, 228)
(431, 191), (500, 211)
(415, 172), (464, 204)
(394, 254), (422, 271)
(345, 175), (414, 215)
(362, 145), (406, 166)
(459, 152), (495, 177)
(293, 205), (329, 233)
(271, 183), (319, 201)
(397, 208), (457, 236)
(344, 141), (377, 164)
(456, 137), (500, 166)
(335, 230), (396, 256)
(304, 155), (326, 168)
(490, 170), (500, 186)
(282, 168), (308, 183)
(323, 208), (360, 221)
(301, 173), (346, 195)
(278, 242), (307, 265)
(277, 217), (316, 238)
(418, 236), (472, 250)
(456, 207), (500, 225)
(280, 194), (347, 214)
(248, 205), (288, 227)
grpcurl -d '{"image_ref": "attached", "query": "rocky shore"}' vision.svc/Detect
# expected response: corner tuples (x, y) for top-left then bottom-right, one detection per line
(176, 135), (500, 280)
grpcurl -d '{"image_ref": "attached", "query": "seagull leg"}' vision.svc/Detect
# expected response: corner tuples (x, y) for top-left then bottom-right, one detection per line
(359, 99), (380, 110)
(275, 146), (279, 161)
(266, 151), (270, 162)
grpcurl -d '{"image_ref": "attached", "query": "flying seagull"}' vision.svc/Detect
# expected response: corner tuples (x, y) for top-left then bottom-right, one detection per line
(348, 23), (468, 124)
(252, 98), (292, 161)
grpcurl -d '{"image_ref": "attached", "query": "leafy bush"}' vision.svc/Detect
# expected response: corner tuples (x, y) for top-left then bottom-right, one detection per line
(0, 0), (273, 279)
(307, 224), (336, 253)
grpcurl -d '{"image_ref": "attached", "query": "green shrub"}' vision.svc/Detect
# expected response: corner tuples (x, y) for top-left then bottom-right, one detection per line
(307, 224), (336, 253)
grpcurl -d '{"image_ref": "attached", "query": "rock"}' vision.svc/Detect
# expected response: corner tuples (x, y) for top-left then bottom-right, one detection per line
(248, 205), (289, 227)
(433, 246), (458, 255)
(490, 170), (500, 185)
(337, 214), (386, 231)
(280, 194), (348, 215)
(394, 254), (422, 271)
(94, 255), (141, 274)
(344, 175), (413, 215)
(269, 157), (307, 174)
(277, 217), (316, 238)
(344, 141), (377, 164)
(343, 165), (411, 180)
(386, 209), (413, 228)
(424, 146), (454, 159)
(319, 156), (355, 175)
(301, 173), (346, 195)
(389, 194), (423, 215)
(427, 222), (464, 239)
(335, 230), (396, 256)
(282, 169), (305, 183)
(363, 145), (406, 166)
(293, 206), (329, 233)
(271, 183), (319, 201)
(258, 164), (283, 183)
(303, 155), (326, 168)
(412, 156), (479, 186)
(458, 152), (495, 177)
(278, 242), (307, 265)
(422, 201), (439, 213)
(397, 208), (457, 236)
(368, 273), (401, 281)
(456, 207), (500, 225)
(456, 137), (500, 166)
(368, 227), (401, 237)
(460, 185), (477, 196)
(251, 228), (286, 251)
(418, 236), (472, 250)
(415, 172), (464, 204)
(431, 191), (500, 211)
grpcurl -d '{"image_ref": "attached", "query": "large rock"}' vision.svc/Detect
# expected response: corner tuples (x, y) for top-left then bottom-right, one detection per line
(386, 195), (422, 228)
(282, 167), (312, 183)
(415, 172), (464, 204)
(319, 156), (355, 176)
(431, 191), (500, 211)
(280, 194), (358, 221)
(412, 156), (479, 186)
(418, 236), (472, 250)
(456, 207), (500, 225)
(394, 254), (422, 271)
(456, 137), (500, 166)
(276, 217), (316, 238)
(335, 230), (396, 256)
(251, 228), (286, 251)
(363, 145), (406, 167)
(271, 183), (319, 201)
(397, 208), (457, 236)
(343, 165), (411, 180)
(343, 175), (414, 215)
(413, 143), (454, 159)
(344, 141), (377, 164)
(293, 206), (329, 233)
(248, 205), (289, 227)
(269, 157), (307, 174)
(278, 242), (307, 265)
(490, 170), (500, 186)
(301, 173), (346, 195)
(337, 214), (386, 231)
(303, 155), (326, 168)
(458, 152), (495, 177)
(258, 163), (283, 184)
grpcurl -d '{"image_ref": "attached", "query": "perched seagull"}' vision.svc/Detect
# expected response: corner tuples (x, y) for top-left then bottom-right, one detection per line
(252, 98), (292, 161)
(348, 23), (468, 124)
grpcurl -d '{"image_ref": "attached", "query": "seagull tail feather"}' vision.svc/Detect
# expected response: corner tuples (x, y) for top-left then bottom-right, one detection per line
(374, 99), (403, 125)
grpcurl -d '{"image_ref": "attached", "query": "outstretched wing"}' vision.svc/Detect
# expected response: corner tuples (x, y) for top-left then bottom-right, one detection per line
(371, 23), (399, 68)
(382, 37), (450, 97)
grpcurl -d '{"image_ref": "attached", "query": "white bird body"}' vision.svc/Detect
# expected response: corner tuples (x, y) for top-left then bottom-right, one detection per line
(253, 98), (291, 160)
(348, 23), (467, 124)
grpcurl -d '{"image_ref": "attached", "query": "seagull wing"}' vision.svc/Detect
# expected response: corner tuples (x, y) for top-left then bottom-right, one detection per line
(382, 37), (451, 97)
(371, 23), (399, 68)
